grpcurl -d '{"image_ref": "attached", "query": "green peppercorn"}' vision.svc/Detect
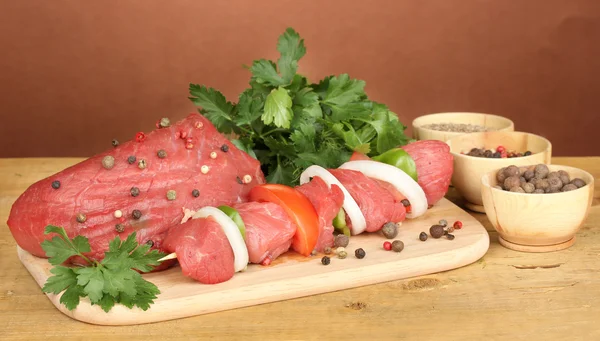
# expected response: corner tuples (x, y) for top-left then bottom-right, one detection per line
(334, 234), (349, 247)
(132, 209), (142, 220)
(102, 155), (115, 170)
(192, 189), (200, 197)
(76, 213), (87, 223)
(166, 190), (177, 201)
(381, 222), (398, 239)
(430, 225), (445, 238)
(157, 149), (167, 159)
(439, 219), (448, 227)
(354, 248), (366, 259)
(146, 240), (154, 247)
(112, 139), (119, 147)
(130, 187), (140, 197)
(321, 256), (331, 265)
(115, 224), (125, 233)
(419, 232), (428, 241)
(392, 240), (404, 252)
(446, 233), (455, 240)
(51, 180), (61, 189)
(127, 155), (136, 164)
(221, 144), (229, 152)
(324, 247), (332, 255)
(159, 117), (171, 128)
(337, 250), (348, 259)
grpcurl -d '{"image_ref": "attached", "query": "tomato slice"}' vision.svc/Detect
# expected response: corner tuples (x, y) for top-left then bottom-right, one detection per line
(248, 184), (319, 256)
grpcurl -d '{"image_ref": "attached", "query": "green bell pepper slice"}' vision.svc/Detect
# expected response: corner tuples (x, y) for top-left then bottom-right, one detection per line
(217, 205), (246, 241)
(332, 208), (351, 237)
(372, 148), (418, 182)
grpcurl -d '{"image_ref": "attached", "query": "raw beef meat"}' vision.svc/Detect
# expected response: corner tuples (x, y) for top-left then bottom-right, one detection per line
(233, 202), (296, 264)
(295, 177), (344, 251)
(7, 114), (265, 260)
(163, 217), (234, 284)
(401, 140), (453, 206)
(329, 169), (406, 232)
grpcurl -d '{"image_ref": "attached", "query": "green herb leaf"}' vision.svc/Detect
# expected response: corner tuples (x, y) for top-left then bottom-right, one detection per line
(98, 294), (116, 313)
(250, 59), (285, 87)
(262, 87), (293, 129)
(322, 74), (366, 107)
(59, 284), (85, 311)
(41, 226), (91, 266)
(42, 266), (78, 294)
(277, 28), (306, 83)
(75, 267), (105, 304)
(236, 91), (264, 126)
(189, 84), (235, 133)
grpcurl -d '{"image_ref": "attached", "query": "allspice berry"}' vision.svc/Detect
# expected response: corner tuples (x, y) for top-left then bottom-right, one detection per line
(115, 224), (125, 233)
(523, 170), (535, 181)
(522, 182), (535, 193)
(547, 177), (563, 192)
(391, 240), (404, 252)
(534, 164), (550, 179)
(157, 149), (167, 159)
(430, 225), (445, 238)
(419, 232), (428, 241)
(558, 170), (570, 185)
(533, 189), (545, 194)
(571, 178), (586, 188)
(562, 184), (578, 192)
(504, 165), (520, 178)
(382, 222), (398, 239)
(510, 186), (525, 193)
(503, 176), (521, 190)
(535, 179), (550, 191)
(547, 171), (559, 179)
(334, 234), (349, 248)
(496, 167), (507, 183)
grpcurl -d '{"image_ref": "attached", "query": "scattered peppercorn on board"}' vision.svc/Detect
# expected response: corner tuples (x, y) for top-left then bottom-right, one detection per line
(17, 198), (489, 326)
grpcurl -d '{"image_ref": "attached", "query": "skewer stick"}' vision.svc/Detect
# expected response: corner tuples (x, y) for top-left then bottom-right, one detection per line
(158, 253), (178, 262)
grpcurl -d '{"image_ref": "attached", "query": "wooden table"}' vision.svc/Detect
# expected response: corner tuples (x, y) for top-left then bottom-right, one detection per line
(1, 157), (598, 340)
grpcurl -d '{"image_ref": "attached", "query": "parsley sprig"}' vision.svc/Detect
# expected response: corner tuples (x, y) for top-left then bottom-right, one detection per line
(189, 27), (409, 186)
(40, 226), (165, 312)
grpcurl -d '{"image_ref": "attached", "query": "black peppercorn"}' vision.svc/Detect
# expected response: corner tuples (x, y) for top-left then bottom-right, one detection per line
(130, 187), (140, 197)
(392, 240), (404, 252)
(127, 155), (136, 164)
(221, 144), (229, 152)
(524, 151), (532, 156)
(355, 248), (366, 259)
(401, 199), (410, 207)
(493, 151), (502, 158)
(321, 256), (331, 265)
(382, 222), (398, 239)
(334, 234), (349, 247)
(132, 209), (142, 220)
(430, 225), (445, 238)
(146, 240), (154, 247)
(419, 232), (428, 241)
(192, 189), (200, 197)
(51, 180), (61, 189)
(446, 233), (455, 240)
(115, 224), (125, 233)
(236, 176), (243, 184)
(157, 149), (167, 159)
(112, 139), (119, 147)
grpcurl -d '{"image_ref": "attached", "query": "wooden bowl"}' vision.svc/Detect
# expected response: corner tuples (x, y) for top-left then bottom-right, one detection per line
(481, 165), (594, 252)
(412, 112), (514, 142)
(446, 131), (552, 212)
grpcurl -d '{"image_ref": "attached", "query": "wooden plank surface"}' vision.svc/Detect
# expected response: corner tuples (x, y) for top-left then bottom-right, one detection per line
(16, 198), (489, 325)
(1, 157), (599, 340)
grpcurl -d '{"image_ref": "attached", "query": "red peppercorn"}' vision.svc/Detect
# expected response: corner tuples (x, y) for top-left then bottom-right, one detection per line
(175, 131), (181, 139)
(453, 221), (463, 229)
(496, 145), (505, 153)
(135, 132), (146, 142)
(501, 151), (508, 158)
(186, 137), (193, 144)
(181, 131), (188, 139)
(383, 241), (392, 251)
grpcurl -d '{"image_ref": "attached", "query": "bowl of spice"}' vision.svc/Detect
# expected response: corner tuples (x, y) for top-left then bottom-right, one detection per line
(412, 112), (514, 142)
(481, 164), (594, 252)
(446, 131), (552, 212)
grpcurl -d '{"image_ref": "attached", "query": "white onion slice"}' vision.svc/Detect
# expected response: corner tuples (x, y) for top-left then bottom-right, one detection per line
(300, 165), (367, 235)
(338, 160), (428, 219)
(192, 207), (249, 272)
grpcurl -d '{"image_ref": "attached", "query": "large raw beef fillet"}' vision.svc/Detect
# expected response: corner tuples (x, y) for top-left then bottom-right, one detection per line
(7, 114), (265, 260)
(295, 177), (344, 251)
(329, 169), (406, 232)
(163, 217), (235, 284)
(401, 140), (453, 206)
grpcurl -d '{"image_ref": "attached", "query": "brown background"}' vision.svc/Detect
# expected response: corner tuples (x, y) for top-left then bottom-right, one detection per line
(1, 0), (599, 157)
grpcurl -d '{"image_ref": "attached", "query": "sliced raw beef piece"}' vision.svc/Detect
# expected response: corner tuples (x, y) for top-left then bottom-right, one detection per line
(233, 202), (296, 264)
(7, 113), (265, 261)
(329, 169), (406, 232)
(163, 217), (234, 284)
(295, 177), (344, 251)
(401, 140), (453, 206)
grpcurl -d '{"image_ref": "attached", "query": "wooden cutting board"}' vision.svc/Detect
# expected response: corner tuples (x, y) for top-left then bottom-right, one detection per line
(17, 198), (489, 326)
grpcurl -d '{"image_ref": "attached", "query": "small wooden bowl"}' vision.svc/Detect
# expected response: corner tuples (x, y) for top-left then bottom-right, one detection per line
(446, 131), (552, 212)
(481, 165), (594, 252)
(412, 112), (514, 142)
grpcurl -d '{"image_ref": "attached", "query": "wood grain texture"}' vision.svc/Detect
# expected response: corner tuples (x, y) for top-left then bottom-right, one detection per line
(1, 157), (599, 340)
(17, 199), (489, 325)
